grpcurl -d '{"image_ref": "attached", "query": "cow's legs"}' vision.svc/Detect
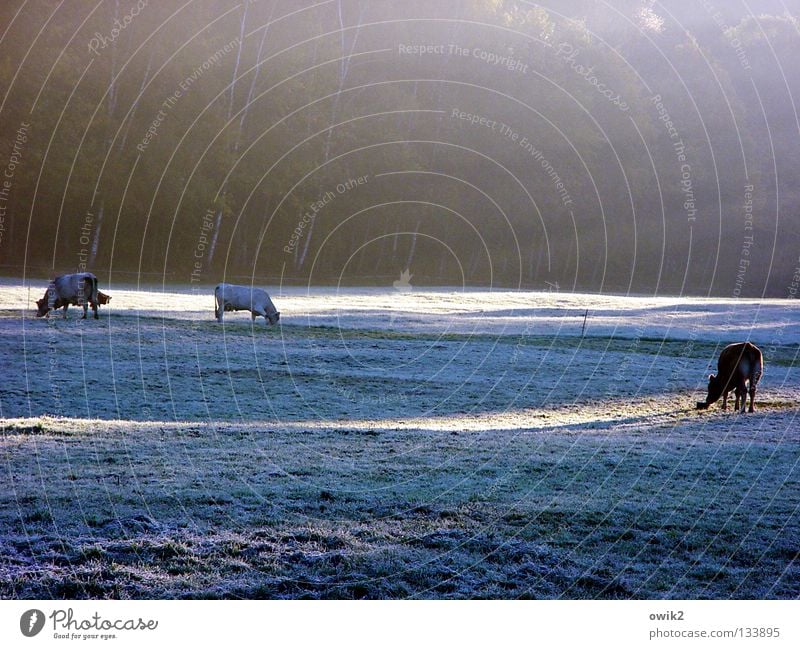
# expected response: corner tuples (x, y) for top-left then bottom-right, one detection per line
(62, 304), (69, 319)
(742, 386), (749, 413)
(721, 391), (728, 410)
(748, 381), (756, 413)
(92, 302), (98, 319)
(738, 378), (748, 413)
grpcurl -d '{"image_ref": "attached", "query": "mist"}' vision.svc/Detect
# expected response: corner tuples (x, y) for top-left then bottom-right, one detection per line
(1, 0), (798, 296)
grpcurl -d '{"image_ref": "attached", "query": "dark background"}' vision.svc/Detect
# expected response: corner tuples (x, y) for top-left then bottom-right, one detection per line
(0, 0), (798, 295)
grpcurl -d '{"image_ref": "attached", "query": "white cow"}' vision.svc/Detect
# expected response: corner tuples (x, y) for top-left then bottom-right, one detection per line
(214, 283), (280, 325)
(36, 272), (99, 319)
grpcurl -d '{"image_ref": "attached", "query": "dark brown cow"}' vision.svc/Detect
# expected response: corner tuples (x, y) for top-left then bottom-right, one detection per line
(696, 342), (763, 413)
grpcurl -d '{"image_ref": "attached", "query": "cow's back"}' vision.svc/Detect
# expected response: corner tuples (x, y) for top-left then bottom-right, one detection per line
(745, 342), (764, 383)
(719, 342), (762, 381)
(216, 283), (247, 306)
(54, 272), (97, 302)
(216, 284), (270, 307)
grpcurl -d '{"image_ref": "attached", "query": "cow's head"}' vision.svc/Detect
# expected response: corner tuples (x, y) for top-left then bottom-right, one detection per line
(35, 297), (50, 317)
(268, 311), (280, 326)
(696, 373), (722, 409)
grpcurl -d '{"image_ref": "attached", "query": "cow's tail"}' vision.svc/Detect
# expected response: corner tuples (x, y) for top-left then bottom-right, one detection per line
(89, 275), (98, 306)
(753, 355), (763, 387)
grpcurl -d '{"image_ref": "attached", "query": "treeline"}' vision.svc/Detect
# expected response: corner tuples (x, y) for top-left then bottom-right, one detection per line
(0, 0), (798, 296)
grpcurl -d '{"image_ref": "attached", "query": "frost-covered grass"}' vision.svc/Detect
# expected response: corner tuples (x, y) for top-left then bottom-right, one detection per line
(1, 283), (799, 598)
(2, 407), (798, 599)
(6, 279), (800, 340)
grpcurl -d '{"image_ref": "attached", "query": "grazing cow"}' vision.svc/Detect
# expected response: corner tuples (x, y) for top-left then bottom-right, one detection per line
(36, 272), (99, 319)
(214, 283), (280, 325)
(696, 342), (763, 413)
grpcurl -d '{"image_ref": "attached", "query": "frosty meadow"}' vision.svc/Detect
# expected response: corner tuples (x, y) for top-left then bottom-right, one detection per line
(1, 283), (798, 598)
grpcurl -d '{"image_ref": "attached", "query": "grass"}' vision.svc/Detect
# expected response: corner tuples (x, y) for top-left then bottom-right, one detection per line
(2, 310), (798, 598)
(1, 405), (798, 599)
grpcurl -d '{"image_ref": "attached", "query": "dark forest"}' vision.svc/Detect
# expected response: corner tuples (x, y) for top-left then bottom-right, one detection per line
(1, 0), (798, 295)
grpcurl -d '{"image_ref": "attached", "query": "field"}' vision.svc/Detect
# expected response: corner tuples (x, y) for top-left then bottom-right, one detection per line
(1, 282), (799, 598)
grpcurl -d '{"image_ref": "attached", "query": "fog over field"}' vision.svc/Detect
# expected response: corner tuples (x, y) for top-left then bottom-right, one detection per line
(1, 0), (800, 295)
(1, 0), (799, 601)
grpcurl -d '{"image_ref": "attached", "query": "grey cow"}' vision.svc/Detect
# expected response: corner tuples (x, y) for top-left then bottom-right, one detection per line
(214, 283), (280, 325)
(36, 272), (100, 319)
